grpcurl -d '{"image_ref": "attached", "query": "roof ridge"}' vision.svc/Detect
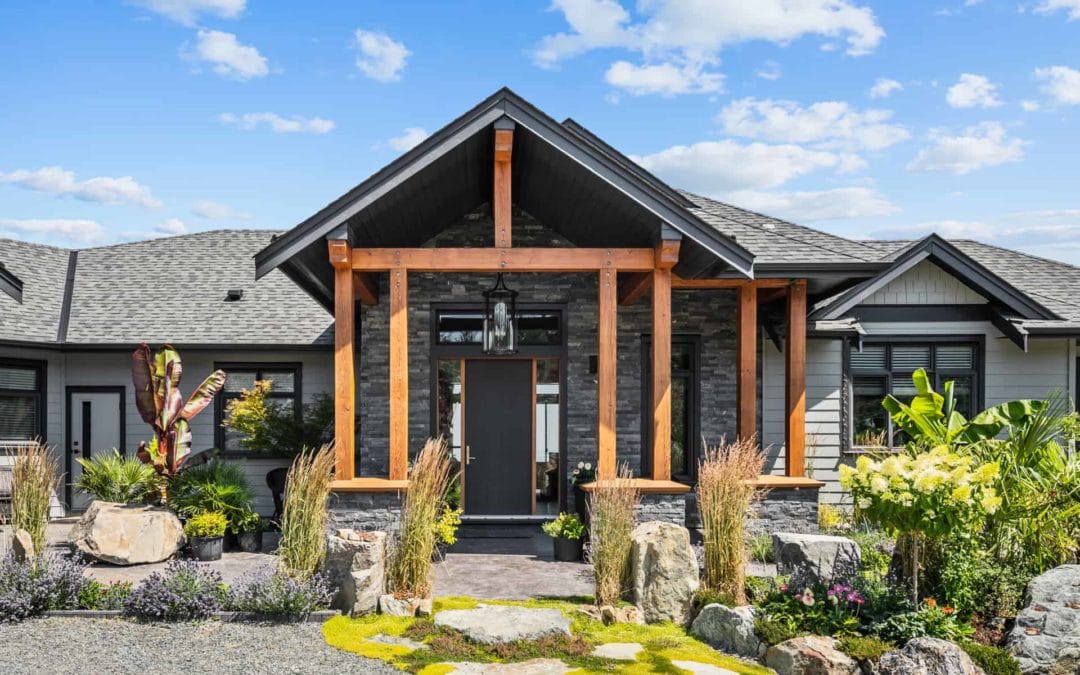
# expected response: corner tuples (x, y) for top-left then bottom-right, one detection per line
(77, 228), (282, 251)
(679, 190), (884, 263)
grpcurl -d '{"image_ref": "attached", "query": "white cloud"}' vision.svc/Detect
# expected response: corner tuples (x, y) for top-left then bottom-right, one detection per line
(718, 97), (910, 151)
(0, 166), (162, 208)
(1021, 99), (1041, 111)
(130, 0), (244, 26)
(1034, 65), (1080, 105)
(1033, 0), (1080, 20)
(907, 122), (1025, 175)
(0, 218), (106, 244)
(869, 77), (902, 98)
(534, 0), (884, 95)
(354, 29), (409, 82)
(189, 29), (268, 80)
(604, 60), (723, 96)
(871, 220), (997, 241)
(721, 187), (898, 220)
(190, 199), (252, 220)
(219, 112), (335, 134)
(632, 140), (854, 192)
(376, 127), (430, 152)
(153, 218), (188, 235)
(756, 61), (782, 81)
(946, 73), (1003, 108)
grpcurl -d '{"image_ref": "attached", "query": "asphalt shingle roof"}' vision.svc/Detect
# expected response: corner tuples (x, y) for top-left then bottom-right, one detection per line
(1, 231), (332, 346)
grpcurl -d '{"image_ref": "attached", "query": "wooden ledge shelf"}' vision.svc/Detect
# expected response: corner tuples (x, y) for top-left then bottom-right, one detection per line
(330, 478), (410, 493)
(745, 475), (824, 489)
(579, 479), (691, 494)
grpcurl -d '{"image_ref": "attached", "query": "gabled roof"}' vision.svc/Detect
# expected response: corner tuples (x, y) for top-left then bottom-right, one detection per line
(0, 231), (332, 347)
(254, 88), (756, 308)
(810, 234), (1059, 322)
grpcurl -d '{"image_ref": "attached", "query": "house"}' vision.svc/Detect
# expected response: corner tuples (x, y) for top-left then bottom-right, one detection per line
(2, 88), (1078, 529)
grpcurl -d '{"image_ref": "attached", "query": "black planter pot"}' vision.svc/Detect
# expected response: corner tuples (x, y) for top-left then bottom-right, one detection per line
(189, 536), (224, 561)
(573, 485), (590, 527)
(224, 532), (239, 551)
(552, 536), (584, 562)
(236, 531), (263, 553)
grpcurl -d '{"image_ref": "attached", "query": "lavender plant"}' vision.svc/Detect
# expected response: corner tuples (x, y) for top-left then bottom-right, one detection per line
(124, 559), (225, 622)
(0, 552), (89, 622)
(225, 566), (332, 617)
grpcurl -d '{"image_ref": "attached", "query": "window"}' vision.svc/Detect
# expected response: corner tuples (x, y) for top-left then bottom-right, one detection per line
(850, 341), (980, 449)
(436, 309), (562, 346)
(214, 363), (302, 453)
(0, 360), (45, 442)
(642, 337), (700, 481)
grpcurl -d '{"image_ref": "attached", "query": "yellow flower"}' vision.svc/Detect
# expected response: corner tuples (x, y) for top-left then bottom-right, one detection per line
(870, 475), (890, 494)
(971, 462), (1000, 485)
(839, 464), (856, 488)
(855, 455), (874, 472)
(980, 489), (1002, 514)
(880, 456), (903, 477)
(951, 484), (973, 502)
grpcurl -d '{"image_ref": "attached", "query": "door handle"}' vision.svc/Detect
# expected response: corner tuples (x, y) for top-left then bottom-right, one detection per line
(465, 445), (473, 465)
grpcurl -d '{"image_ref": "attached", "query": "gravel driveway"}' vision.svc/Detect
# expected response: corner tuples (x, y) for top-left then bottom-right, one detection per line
(0, 618), (395, 675)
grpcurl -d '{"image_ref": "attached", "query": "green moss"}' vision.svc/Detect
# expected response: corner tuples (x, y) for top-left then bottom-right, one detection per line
(321, 613), (416, 660)
(836, 635), (895, 663)
(960, 641), (1021, 675)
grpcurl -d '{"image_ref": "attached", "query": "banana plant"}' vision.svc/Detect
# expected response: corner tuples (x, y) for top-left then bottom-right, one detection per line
(132, 343), (226, 500)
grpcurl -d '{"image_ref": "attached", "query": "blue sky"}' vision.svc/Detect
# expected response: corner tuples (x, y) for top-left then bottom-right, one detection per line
(2, 0), (1080, 264)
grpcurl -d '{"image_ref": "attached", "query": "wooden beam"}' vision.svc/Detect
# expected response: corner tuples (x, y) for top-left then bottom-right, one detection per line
(785, 280), (807, 478)
(353, 273), (379, 306)
(618, 272), (652, 305)
(351, 247), (655, 272)
(671, 276), (790, 289)
(757, 287), (787, 305)
(329, 240), (355, 481)
(597, 268), (617, 480)
(737, 284), (757, 442)
(493, 127), (513, 248)
(651, 265), (672, 481)
(389, 268), (409, 481)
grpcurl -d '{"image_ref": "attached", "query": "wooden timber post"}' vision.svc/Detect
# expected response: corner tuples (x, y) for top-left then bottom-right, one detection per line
(736, 284), (758, 441)
(785, 280), (807, 477)
(493, 119), (514, 248)
(328, 239), (355, 481)
(651, 237), (680, 480)
(389, 266), (409, 481)
(597, 266), (617, 480)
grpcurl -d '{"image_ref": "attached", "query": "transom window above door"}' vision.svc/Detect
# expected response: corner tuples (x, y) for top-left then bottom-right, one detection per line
(435, 309), (563, 346)
(850, 341), (980, 449)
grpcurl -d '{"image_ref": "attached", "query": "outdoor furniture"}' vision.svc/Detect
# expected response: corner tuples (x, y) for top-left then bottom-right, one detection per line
(266, 466), (289, 524)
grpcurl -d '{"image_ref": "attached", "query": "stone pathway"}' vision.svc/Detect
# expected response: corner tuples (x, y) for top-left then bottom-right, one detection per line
(434, 605), (572, 644)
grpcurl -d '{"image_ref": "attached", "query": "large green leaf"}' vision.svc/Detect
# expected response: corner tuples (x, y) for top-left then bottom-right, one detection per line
(180, 369), (226, 421)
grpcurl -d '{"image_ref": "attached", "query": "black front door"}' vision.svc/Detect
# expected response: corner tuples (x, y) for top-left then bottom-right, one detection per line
(463, 359), (533, 515)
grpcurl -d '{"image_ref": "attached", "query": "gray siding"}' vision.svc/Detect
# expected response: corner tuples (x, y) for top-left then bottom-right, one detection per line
(864, 260), (986, 305)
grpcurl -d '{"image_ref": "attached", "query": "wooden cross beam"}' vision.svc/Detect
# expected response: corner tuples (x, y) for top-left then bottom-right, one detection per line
(493, 120), (514, 248)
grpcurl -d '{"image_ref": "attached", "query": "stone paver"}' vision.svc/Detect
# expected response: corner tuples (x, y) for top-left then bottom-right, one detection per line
(591, 642), (643, 660)
(670, 660), (738, 674)
(435, 605), (572, 644)
(369, 633), (428, 651)
(444, 659), (571, 674)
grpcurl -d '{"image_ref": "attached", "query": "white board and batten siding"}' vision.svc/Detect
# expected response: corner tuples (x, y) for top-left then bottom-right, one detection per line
(864, 259), (987, 305)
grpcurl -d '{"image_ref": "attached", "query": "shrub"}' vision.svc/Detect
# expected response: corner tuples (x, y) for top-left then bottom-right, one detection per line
(226, 566), (332, 616)
(277, 443), (335, 576)
(75, 449), (158, 504)
(696, 437), (764, 604)
(168, 461), (254, 528)
(388, 439), (455, 597)
(11, 441), (60, 553)
(183, 511), (227, 538)
(542, 512), (586, 540)
(753, 613), (799, 646)
(837, 635), (895, 663)
(221, 380), (334, 457)
(871, 599), (974, 644)
(232, 508), (264, 534)
(756, 581), (865, 638)
(819, 503), (852, 533)
(78, 580), (133, 610)
(748, 533), (774, 563)
(849, 529), (893, 580)
(124, 559), (225, 621)
(0, 552), (88, 622)
(434, 506), (463, 546)
(588, 464), (639, 607)
(960, 641), (1022, 675)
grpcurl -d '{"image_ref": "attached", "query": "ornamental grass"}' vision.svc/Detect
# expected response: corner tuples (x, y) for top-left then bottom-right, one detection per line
(588, 464), (639, 607)
(277, 443), (336, 577)
(11, 440), (60, 554)
(696, 437), (765, 605)
(387, 438), (455, 598)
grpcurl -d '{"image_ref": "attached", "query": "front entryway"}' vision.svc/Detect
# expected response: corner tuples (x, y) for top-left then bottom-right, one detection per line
(463, 360), (533, 515)
(66, 387), (125, 511)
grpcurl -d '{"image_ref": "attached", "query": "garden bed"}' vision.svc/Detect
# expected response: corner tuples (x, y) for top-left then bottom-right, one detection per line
(41, 609), (339, 623)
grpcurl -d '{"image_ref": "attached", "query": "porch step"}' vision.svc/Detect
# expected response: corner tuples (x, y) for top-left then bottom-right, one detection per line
(456, 522), (546, 539)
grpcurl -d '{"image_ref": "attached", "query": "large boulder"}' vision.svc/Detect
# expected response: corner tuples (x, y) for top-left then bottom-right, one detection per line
(70, 501), (184, 565)
(1006, 564), (1080, 674)
(434, 605), (572, 645)
(773, 532), (861, 587)
(12, 529), (35, 562)
(629, 521), (700, 625)
(690, 604), (765, 659)
(765, 635), (860, 675)
(877, 637), (984, 674)
(323, 529), (386, 615)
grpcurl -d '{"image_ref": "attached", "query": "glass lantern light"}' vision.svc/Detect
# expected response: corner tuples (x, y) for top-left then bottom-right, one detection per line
(482, 273), (518, 355)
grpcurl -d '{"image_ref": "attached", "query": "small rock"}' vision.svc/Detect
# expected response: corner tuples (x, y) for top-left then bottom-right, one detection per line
(670, 661), (739, 675)
(592, 642), (643, 660)
(70, 502), (184, 565)
(773, 532), (862, 587)
(447, 659), (571, 674)
(876, 637), (983, 675)
(323, 530), (387, 616)
(368, 634), (428, 651)
(598, 604), (643, 625)
(416, 598), (433, 617)
(577, 605), (602, 622)
(629, 521), (700, 626)
(1006, 564), (1080, 674)
(379, 594), (421, 617)
(434, 605), (572, 645)
(12, 529), (35, 562)
(766, 635), (860, 675)
(690, 604), (765, 659)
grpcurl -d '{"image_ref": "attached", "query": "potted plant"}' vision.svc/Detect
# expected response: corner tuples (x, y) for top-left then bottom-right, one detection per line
(542, 512), (586, 562)
(432, 505), (462, 560)
(232, 508), (265, 553)
(570, 461), (595, 525)
(184, 511), (227, 561)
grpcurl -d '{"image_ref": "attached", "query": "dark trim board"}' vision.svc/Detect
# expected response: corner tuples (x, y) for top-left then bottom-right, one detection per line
(0, 263), (24, 303)
(56, 251), (78, 343)
(0, 356), (48, 445)
(64, 385), (126, 512)
(849, 304), (993, 322)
